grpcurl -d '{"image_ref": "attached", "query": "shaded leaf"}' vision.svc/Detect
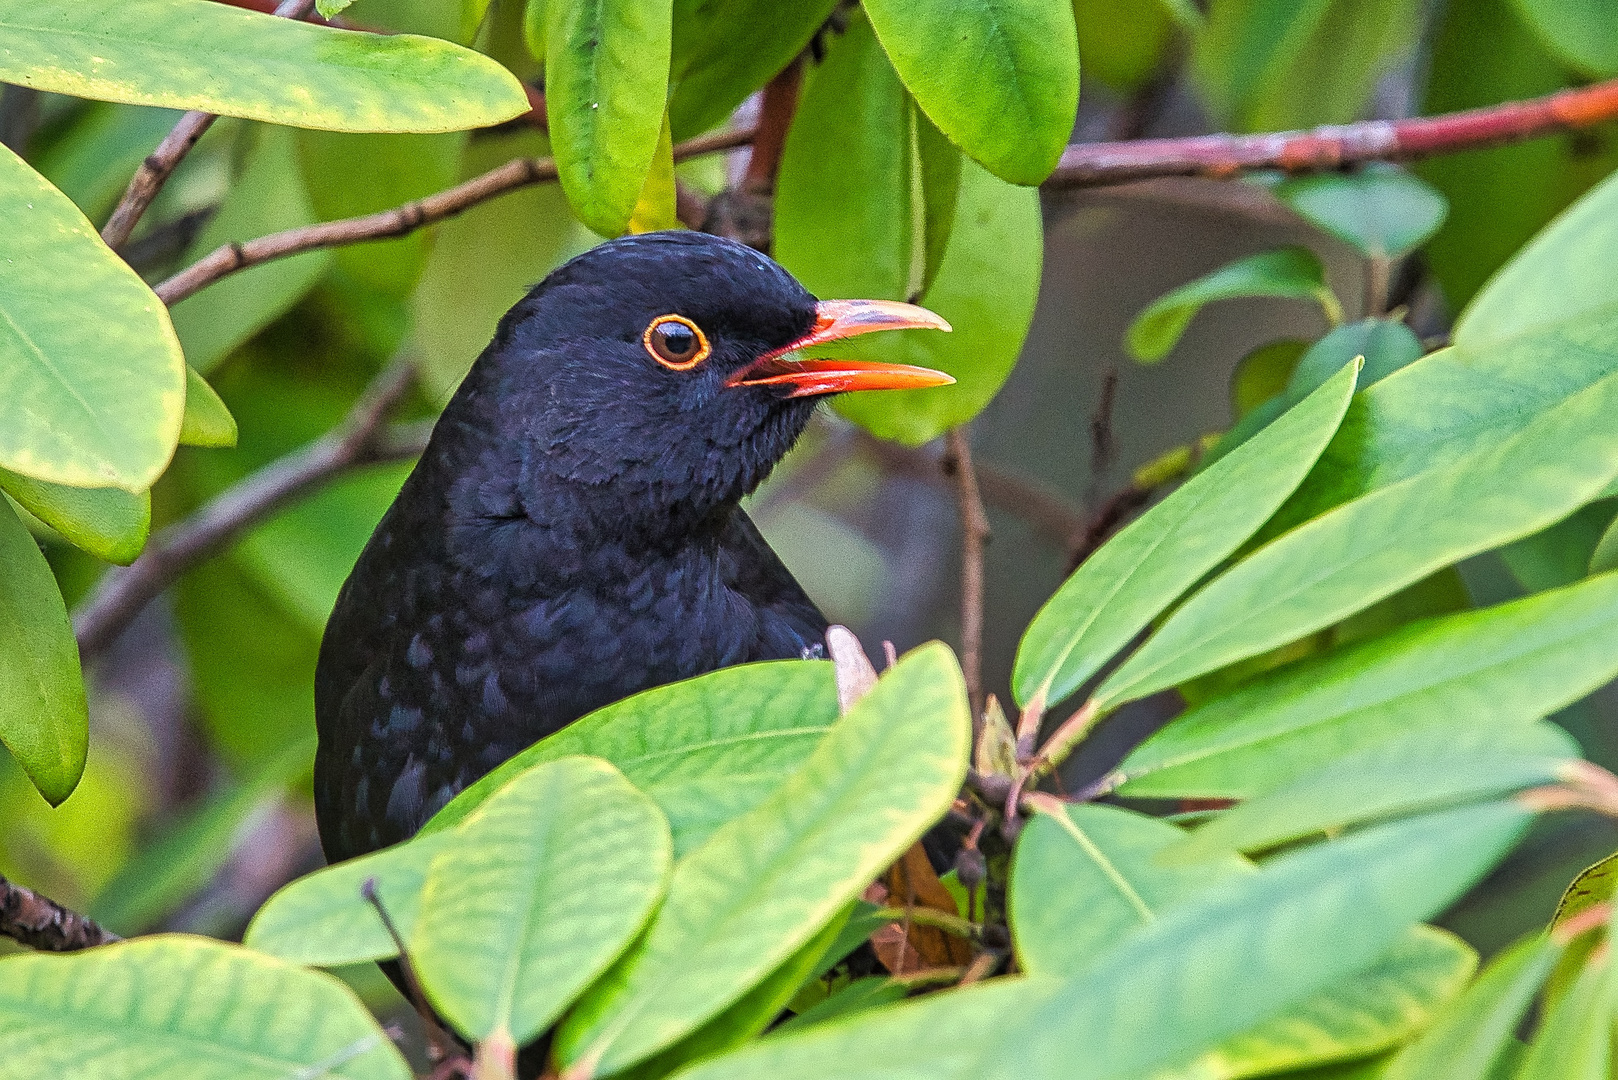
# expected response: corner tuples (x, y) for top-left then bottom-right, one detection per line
(1589, 511), (1618, 575)
(1128, 248), (1341, 363)
(1276, 165), (1448, 259)
(1232, 339), (1308, 417)
(1513, 947), (1614, 1079)
(1286, 319), (1422, 399)
(671, 802), (1532, 1080)
(1098, 363), (1618, 708)
(413, 758), (671, 1045)
(1014, 361), (1357, 710)
(0, 143), (184, 490)
(0, 0), (526, 132)
(554, 643), (970, 1076)
(1552, 850), (1618, 933)
(862, 0), (1078, 185)
(1381, 932), (1564, 1080)
(545, 0), (672, 235)
(626, 111), (678, 234)
(1011, 803), (1253, 976)
(1118, 570), (1618, 799)
(1073, 0), (1176, 91)
(0, 498), (87, 806)
(915, 106), (963, 299)
(1510, 0), (1618, 77)
(776, 977), (909, 1034)
(29, 102), (181, 223)
(0, 471), (149, 565)
(179, 366), (238, 449)
(427, 660), (838, 858)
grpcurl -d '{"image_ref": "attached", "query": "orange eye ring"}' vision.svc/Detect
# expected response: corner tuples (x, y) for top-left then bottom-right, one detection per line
(643, 314), (711, 370)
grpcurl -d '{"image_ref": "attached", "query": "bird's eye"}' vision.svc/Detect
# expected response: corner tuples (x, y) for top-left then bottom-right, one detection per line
(644, 314), (711, 371)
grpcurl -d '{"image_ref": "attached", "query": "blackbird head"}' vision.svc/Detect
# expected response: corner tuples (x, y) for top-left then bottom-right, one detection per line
(452, 230), (951, 532)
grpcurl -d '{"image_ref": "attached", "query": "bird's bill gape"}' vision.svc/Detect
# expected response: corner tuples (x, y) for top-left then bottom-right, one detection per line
(725, 298), (956, 397)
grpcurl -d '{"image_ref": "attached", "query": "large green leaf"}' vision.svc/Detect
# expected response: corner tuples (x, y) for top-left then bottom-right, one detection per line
(861, 0), (1077, 185)
(1508, 0), (1618, 76)
(1117, 571), (1618, 799)
(1161, 720), (1579, 862)
(669, 802), (1531, 1080)
(545, 0), (672, 235)
(0, 935), (409, 1079)
(427, 660), (838, 858)
(1275, 166), (1448, 260)
(0, 143), (184, 491)
(0, 1), (526, 132)
(554, 643), (970, 1076)
(412, 758), (670, 1046)
(1013, 361), (1357, 710)
(1161, 926), (1476, 1080)
(0, 498), (87, 806)
(0, 471), (149, 565)
(1011, 803), (1253, 976)
(1381, 932), (1563, 1080)
(1512, 948), (1615, 1079)
(667, 0), (839, 141)
(1073, 0), (1176, 91)
(1127, 248), (1341, 363)
(1097, 363), (1618, 708)
(1193, 0), (1419, 132)
(168, 124), (334, 375)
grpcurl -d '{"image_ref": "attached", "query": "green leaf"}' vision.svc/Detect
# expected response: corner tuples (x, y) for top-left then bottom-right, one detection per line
(1499, 500), (1616, 593)
(0, 143), (184, 491)
(1381, 932), (1564, 1080)
(1073, 0), (1176, 91)
(1127, 247), (1342, 363)
(915, 107), (963, 299)
(545, 0), (672, 235)
(318, 0), (357, 16)
(1513, 948), (1615, 1079)
(1097, 364), (1618, 708)
(179, 366), (238, 449)
(1160, 720), (1578, 862)
(426, 660), (838, 858)
(626, 111), (678, 234)
(777, 977), (909, 1034)
(1552, 850), (1618, 933)
(670, 802), (1532, 1080)
(0, 935), (410, 1079)
(0, 498), (87, 806)
(667, 0), (839, 141)
(1232, 339), (1308, 416)
(862, 0), (1078, 185)
(1011, 803), (1254, 976)
(1118, 570), (1618, 799)
(1509, 0), (1618, 77)
(1287, 319), (1423, 399)
(169, 124), (334, 375)
(0, 0), (527, 132)
(1275, 165), (1448, 259)
(412, 758), (670, 1046)
(1014, 361), (1357, 710)
(245, 828), (453, 967)
(29, 102), (182, 223)
(554, 643), (970, 1076)
(0, 471), (149, 565)
(1162, 926), (1477, 1080)
(1193, 0), (1420, 132)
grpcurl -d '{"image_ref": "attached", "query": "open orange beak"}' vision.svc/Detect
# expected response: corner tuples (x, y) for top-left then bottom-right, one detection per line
(725, 299), (955, 398)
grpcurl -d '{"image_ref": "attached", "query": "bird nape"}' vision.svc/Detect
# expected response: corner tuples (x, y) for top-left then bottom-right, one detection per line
(313, 230), (952, 865)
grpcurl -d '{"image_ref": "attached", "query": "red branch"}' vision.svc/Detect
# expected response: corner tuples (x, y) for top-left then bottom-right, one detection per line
(1049, 78), (1618, 187)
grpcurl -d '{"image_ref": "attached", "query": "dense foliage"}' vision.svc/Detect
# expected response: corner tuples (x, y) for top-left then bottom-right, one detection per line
(7, 0), (1618, 1078)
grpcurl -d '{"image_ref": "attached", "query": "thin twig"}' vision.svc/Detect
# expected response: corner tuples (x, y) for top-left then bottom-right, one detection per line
(154, 125), (756, 306)
(72, 362), (424, 661)
(100, 0), (316, 250)
(944, 428), (990, 722)
(1048, 77), (1618, 188)
(0, 873), (120, 952)
(361, 878), (466, 1069)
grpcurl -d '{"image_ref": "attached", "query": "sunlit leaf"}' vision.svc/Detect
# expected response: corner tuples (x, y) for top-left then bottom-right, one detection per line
(1127, 248), (1341, 363)
(0, 0), (527, 132)
(1552, 850), (1618, 933)
(1118, 571), (1618, 799)
(554, 643), (970, 1076)
(0, 935), (410, 1079)
(0, 498), (87, 806)
(862, 0), (1079, 185)
(0, 143), (183, 490)
(412, 757), (670, 1045)
(627, 112), (679, 234)
(1014, 362), (1357, 710)
(179, 366), (238, 449)
(0, 471), (149, 565)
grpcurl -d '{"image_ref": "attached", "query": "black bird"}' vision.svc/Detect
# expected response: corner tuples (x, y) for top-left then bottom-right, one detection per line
(314, 231), (951, 864)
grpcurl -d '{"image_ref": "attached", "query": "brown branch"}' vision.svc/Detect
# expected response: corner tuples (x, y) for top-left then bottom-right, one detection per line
(943, 428), (990, 722)
(73, 362), (426, 661)
(0, 873), (120, 952)
(101, 0), (316, 250)
(153, 125), (755, 306)
(1049, 77), (1618, 188)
